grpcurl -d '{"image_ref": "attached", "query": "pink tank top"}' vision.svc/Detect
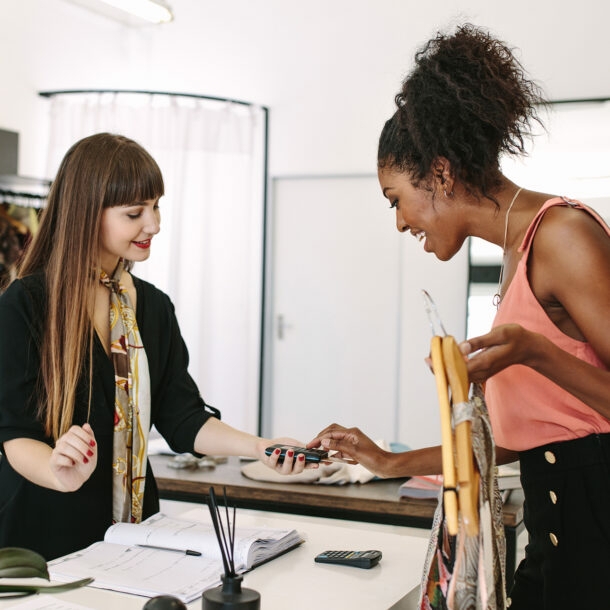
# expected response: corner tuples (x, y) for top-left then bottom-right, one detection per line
(484, 197), (610, 451)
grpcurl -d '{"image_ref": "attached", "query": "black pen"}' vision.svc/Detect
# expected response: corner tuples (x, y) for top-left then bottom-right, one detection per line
(136, 544), (202, 556)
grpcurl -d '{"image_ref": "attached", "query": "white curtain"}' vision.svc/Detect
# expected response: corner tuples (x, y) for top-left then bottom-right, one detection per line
(45, 92), (266, 433)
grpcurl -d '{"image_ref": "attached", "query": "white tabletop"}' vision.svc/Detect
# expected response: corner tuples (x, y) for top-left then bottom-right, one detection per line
(0, 500), (429, 610)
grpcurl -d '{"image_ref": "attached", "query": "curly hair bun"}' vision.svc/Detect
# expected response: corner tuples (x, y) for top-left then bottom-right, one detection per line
(381, 23), (546, 197)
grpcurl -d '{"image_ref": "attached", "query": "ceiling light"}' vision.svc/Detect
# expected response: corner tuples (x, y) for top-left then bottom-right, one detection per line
(64, 0), (173, 25)
(98, 0), (173, 23)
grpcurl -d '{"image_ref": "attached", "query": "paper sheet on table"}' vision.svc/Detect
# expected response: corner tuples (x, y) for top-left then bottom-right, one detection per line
(49, 542), (222, 603)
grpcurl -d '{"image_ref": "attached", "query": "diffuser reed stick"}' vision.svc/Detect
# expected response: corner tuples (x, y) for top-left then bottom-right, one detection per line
(207, 486), (234, 577)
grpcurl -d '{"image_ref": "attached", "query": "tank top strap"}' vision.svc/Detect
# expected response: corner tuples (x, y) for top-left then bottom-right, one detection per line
(518, 196), (609, 257)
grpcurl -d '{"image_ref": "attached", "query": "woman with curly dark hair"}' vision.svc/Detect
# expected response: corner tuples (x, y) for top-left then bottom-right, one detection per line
(310, 24), (610, 608)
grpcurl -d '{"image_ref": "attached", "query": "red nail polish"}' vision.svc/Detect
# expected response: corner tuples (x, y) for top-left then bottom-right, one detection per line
(90, 440), (96, 447)
(83, 457), (89, 464)
(274, 448), (281, 455)
(287, 451), (294, 458)
(87, 450), (94, 457)
(298, 454), (305, 461)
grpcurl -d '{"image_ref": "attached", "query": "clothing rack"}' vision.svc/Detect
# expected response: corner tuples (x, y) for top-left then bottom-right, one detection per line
(0, 189), (48, 209)
(0, 175), (51, 209)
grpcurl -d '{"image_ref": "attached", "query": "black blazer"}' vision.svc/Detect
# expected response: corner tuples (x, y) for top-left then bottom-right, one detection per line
(0, 272), (219, 559)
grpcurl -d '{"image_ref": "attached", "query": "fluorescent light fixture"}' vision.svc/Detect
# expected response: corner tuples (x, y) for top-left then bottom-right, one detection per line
(97, 0), (173, 23)
(64, 0), (173, 25)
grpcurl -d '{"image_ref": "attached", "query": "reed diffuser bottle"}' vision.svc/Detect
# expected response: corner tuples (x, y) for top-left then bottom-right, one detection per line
(201, 487), (260, 610)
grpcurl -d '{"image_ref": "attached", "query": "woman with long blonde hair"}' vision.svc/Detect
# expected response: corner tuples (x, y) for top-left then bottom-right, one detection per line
(0, 133), (304, 560)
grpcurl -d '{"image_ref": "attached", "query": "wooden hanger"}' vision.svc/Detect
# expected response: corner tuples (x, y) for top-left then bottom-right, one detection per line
(442, 335), (478, 536)
(429, 335), (459, 535)
(423, 291), (479, 537)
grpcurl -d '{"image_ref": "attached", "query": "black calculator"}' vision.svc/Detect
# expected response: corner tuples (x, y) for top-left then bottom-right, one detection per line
(314, 550), (382, 569)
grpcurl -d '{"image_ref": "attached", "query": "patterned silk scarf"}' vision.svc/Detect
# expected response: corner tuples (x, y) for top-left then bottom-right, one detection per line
(100, 262), (151, 524)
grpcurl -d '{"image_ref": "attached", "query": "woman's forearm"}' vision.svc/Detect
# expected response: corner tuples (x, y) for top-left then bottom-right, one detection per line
(367, 444), (518, 479)
(4, 438), (62, 490)
(193, 417), (269, 459)
(4, 424), (98, 492)
(377, 445), (444, 478)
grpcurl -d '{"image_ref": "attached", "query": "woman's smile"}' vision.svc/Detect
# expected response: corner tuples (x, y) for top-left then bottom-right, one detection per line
(132, 239), (152, 249)
(410, 229), (426, 242)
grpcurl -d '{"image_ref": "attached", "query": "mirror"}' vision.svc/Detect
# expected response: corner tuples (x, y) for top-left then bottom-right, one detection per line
(467, 99), (610, 337)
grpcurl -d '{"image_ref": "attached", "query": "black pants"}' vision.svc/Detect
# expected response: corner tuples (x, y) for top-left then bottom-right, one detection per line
(509, 433), (610, 610)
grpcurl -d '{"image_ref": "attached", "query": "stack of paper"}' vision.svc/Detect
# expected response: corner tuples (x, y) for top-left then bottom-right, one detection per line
(399, 464), (521, 501)
(398, 475), (443, 499)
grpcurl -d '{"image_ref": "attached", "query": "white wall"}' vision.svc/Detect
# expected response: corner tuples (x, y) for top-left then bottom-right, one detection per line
(1, 0), (609, 447)
(4, 0), (610, 178)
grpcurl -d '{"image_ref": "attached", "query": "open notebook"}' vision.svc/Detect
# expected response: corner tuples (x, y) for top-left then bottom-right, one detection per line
(49, 511), (303, 603)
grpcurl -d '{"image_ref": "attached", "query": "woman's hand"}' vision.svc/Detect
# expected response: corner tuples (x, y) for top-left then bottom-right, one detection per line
(256, 437), (312, 475)
(461, 323), (545, 383)
(194, 419), (312, 475)
(306, 424), (394, 478)
(50, 423), (98, 492)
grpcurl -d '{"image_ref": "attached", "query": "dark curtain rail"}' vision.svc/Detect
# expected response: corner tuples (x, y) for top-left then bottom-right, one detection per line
(38, 89), (267, 109)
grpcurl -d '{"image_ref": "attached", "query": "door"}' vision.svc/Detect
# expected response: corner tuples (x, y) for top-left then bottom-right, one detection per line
(263, 175), (402, 442)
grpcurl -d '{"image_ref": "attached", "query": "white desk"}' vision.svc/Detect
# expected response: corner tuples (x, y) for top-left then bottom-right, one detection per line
(0, 500), (428, 610)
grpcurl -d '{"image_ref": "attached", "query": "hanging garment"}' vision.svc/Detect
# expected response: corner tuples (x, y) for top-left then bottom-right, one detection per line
(0, 207), (30, 291)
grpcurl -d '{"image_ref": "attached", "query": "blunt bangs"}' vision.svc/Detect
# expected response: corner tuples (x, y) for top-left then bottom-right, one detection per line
(103, 143), (164, 207)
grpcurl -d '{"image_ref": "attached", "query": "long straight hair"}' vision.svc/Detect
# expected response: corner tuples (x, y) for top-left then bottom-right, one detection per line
(18, 133), (164, 440)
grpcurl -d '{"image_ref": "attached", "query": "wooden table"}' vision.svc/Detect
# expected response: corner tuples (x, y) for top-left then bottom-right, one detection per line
(150, 454), (524, 590)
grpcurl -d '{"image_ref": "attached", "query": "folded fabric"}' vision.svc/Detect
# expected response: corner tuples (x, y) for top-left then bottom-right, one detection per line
(241, 440), (393, 485)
